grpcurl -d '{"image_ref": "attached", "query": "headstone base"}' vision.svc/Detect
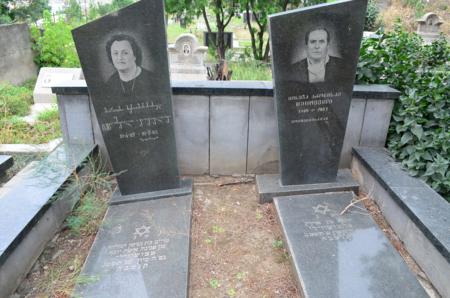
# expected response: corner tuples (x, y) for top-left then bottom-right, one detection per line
(73, 194), (193, 298)
(0, 155), (13, 175)
(256, 169), (358, 203)
(274, 191), (427, 297)
(110, 177), (193, 205)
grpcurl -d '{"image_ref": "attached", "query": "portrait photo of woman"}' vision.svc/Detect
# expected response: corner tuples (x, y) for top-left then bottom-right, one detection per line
(105, 34), (159, 98)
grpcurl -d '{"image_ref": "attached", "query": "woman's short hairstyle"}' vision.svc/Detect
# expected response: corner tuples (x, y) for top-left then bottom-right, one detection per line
(106, 34), (142, 66)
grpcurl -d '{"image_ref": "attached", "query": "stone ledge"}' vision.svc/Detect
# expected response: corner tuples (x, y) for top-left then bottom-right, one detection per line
(0, 143), (96, 297)
(352, 147), (450, 263)
(52, 80), (400, 99)
(256, 169), (359, 203)
(0, 143), (96, 265)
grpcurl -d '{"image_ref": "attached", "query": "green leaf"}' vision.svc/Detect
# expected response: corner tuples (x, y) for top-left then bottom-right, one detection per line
(411, 125), (423, 140)
(400, 132), (413, 145)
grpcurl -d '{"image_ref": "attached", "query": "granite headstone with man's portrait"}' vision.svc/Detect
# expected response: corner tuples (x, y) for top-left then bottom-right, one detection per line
(269, 0), (368, 186)
(72, 0), (180, 195)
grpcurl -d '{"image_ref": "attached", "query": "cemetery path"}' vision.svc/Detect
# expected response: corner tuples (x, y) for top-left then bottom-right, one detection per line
(13, 176), (438, 298)
(189, 176), (299, 298)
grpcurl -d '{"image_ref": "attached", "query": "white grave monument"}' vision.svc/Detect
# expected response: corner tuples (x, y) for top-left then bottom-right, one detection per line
(416, 13), (443, 44)
(168, 34), (208, 80)
(33, 67), (82, 103)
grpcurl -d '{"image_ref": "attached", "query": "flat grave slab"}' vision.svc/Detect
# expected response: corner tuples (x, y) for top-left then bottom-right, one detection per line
(274, 191), (427, 298)
(73, 195), (192, 298)
(110, 177), (193, 205)
(0, 155), (13, 175)
(257, 169), (358, 203)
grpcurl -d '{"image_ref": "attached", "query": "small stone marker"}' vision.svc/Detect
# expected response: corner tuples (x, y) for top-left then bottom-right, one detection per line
(73, 195), (192, 298)
(274, 192), (428, 298)
(269, 0), (367, 185)
(72, 0), (180, 195)
(168, 34), (208, 80)
(0, 155), (13, 175)
(416, 13), (443, 44)
(33, 67), (82, 103)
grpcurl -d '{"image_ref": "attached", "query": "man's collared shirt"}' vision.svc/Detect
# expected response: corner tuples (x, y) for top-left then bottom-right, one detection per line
(307, 55), (330, 83)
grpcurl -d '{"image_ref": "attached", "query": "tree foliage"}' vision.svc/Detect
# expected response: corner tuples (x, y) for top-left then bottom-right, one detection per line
(31, 10), (80, 67)
(0, 0), (50, 24)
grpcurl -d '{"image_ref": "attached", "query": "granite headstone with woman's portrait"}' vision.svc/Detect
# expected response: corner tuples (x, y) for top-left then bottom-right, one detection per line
(72, 0), (180, 195)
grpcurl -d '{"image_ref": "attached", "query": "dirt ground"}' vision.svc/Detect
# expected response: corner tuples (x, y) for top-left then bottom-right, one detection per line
(14, 176), (439, 298)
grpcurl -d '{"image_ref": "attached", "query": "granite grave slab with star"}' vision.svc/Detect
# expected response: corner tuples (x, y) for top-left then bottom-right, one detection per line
(274, 191), (428, 298)
(73, 195), (192, 298)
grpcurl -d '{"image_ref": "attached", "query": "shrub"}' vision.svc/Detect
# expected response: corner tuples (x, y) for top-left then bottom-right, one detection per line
(356, 26), (450, 200)
(0, 83), (33, 117)
(364, 0), (380, 31)
(31, 10), (80, 68)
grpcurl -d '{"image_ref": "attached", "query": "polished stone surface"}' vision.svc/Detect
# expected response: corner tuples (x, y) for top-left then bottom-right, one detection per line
(173, 95), (209, 175)
(353, 147), (450, 262)
(0, 155), (13, 174)
(0, 143), (95, 262)
(73, 195), (192, 298)
(247, 96), (279, 174)
(52, 80), (401, 100)
(274, 191), (427, 298)
(72, 0), (180, 195)
(256, 169), (358, 203)
(269, 0), (367, 185)
(110, 178), (193, 205)
(210, 96), (249, 175)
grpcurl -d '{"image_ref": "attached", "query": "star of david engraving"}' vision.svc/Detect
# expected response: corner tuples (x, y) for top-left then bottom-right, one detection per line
(133, 225), (151, 238)
(312, 204), (330, 215)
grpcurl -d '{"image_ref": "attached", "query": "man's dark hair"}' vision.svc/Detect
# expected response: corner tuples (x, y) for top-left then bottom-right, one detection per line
(106, 34), (142, 66)
(305, 27), (330, 45)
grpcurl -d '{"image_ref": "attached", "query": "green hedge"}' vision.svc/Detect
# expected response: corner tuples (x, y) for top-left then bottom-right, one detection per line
(356, 26), (450, 200)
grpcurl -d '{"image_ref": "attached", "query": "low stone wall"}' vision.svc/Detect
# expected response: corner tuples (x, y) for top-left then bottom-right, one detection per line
(53, 81), (400, 175)
(352, 147), (450, 297)
(0, 23), (37, 85)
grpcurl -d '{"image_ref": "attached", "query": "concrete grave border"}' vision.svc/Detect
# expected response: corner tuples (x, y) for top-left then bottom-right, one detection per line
(52, 80), (400, 175)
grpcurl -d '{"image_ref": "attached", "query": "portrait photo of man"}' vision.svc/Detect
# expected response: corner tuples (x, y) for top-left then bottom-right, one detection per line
(292, 26), (344, 84)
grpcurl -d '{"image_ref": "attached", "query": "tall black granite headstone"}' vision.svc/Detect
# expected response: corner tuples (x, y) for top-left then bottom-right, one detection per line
(72, 0), (179, 195)
(269, 0), (367, 185)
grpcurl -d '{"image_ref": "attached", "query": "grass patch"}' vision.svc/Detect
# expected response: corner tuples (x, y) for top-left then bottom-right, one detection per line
(230, 61), (272, 81)
(66, 191), (108, 236)
(0, 82), (33, 117)
(0, 108), (61, 144)
(0, 79), (60, 144)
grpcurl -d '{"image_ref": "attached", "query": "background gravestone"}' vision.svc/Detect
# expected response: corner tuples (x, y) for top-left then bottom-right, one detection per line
(168, 34), (208, 80)
(416, 13), (443, 44)
(269, 0), (368, 185)
(72, 0), (180, 195)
